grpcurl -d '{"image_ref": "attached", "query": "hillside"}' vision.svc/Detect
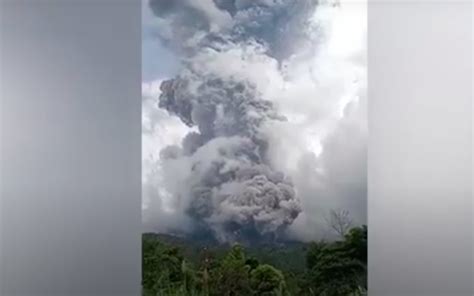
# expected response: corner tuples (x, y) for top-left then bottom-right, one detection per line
(142, 226), (367, 296)
(143, 232), (309, 273)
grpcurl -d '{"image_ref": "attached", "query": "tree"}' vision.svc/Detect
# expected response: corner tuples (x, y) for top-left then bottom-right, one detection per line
(250, 264), (287, 296)
(343, 225), (367, 264)
(142, 238), (185, 296)
(245, 257), (260, 271)
(141, 227), (368, 296)
(209, 244), (252, 296)
(325, 209), (353, 238)
(304, 225), (368, 296)
(305, 241), (365, 296)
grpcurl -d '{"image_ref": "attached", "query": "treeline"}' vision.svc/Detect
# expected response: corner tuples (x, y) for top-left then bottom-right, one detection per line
(142, 225), (367, 296)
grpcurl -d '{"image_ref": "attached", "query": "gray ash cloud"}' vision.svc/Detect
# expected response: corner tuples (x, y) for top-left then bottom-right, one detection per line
(158, 73), (301, 242)
(149, 0), (318, 61)
(147, 0), (319, 242)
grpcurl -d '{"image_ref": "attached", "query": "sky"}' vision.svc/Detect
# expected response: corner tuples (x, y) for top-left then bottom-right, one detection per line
(142, 0), (367, 242)
(141, 0), (179, 82)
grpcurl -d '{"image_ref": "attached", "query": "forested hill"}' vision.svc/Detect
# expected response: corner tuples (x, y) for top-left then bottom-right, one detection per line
(142, 226), (367, 296)
(143, 232), (309, 273)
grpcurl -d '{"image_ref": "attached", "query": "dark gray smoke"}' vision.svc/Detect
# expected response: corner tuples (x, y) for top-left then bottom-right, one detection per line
(148, 0), (319, 242)
(157, 70), (301, 243)
(149, 0), (318, 61)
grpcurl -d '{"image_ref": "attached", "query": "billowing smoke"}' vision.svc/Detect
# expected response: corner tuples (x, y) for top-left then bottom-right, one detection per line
(143, 0), (367, 243)
(157, 75), (302, 242)
(148, 0), (319, 61)
(143, 0), (323, 243)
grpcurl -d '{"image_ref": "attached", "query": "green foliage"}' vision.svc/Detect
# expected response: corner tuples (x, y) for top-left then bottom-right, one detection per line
(303, 225), (367, 296)
(142, 225), (367, 296)
(250, 264), (287, 296)
(343, 225), (367, 264)
(142, 238), (185, 296)
(305, 251), (365, 296)
(245, 257), (260, 270)
(208, 244), (252, 296)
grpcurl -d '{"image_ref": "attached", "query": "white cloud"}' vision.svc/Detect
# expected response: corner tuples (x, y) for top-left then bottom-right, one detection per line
(141, 80), (193, 219)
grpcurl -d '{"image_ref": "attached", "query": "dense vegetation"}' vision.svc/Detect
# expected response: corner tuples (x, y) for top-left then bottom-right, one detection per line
(143, 225), (367, 296)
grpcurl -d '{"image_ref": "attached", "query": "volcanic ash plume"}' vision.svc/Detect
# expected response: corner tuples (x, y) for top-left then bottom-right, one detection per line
(147, 0), (321, 242)
(158, 73), (301, 242)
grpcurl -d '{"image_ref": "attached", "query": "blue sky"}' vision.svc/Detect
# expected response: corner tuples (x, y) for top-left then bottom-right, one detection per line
(141, 0), (179, 82)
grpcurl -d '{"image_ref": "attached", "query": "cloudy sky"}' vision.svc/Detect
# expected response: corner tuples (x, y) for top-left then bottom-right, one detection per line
(142, 0), (367, 242)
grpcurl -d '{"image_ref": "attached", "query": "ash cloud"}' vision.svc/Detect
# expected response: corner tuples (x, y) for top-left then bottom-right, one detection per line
(148, 0), (319, 61)
(156, 60), (302, 243)
(143, 0), (367, 242)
